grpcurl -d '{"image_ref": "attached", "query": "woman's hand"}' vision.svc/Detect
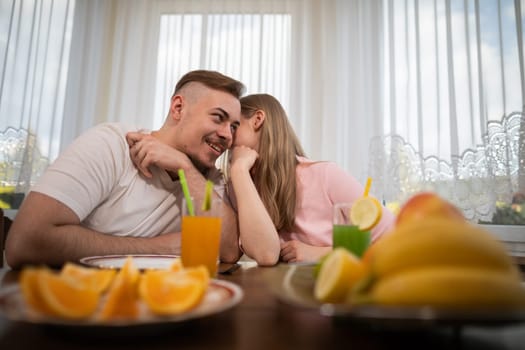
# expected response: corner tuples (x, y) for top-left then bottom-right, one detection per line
(280, 240), (331, 263)
(126, 132), (191, 178)
(230, 145), (259, 173)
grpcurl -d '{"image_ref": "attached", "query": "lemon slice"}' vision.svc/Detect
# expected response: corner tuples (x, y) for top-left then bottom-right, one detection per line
(314, 248), (364, 303)
(350, 196), (382, 231)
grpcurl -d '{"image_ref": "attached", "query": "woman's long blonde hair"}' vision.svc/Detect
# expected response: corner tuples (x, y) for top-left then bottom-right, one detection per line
(224, 94), (305, 232)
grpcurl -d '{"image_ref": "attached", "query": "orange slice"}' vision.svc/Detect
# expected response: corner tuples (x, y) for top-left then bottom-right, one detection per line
(177, 265), (210, 285)
(20, 267), (54, 315)
(169, 258), (183, 272)
(61, 263), (116, 293)
(37, 269), (100, 319)
(138, 270), (207, 315)
(99, 257), (140, 320)
(350, 196), (382, 231)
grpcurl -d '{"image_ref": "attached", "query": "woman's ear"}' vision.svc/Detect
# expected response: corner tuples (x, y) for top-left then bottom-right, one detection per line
(252, 110), (266, 131)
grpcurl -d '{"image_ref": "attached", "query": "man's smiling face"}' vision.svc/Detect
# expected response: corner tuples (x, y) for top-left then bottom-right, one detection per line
(172, 84), (241, 172)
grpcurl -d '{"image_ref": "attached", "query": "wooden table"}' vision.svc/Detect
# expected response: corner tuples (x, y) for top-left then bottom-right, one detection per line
(0, 262), (524, 350)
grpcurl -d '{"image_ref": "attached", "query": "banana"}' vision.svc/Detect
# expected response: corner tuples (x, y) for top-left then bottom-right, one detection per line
(371, 218), (518, 278)
(365, 266), (525, 309)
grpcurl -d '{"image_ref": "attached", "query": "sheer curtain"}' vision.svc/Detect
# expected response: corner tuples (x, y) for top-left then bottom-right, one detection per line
(0, 0), (74, 204)
(289, 0), (385, 181)
(2, 0), (524, 223)
(369, 0), (525, 223)
(60, 0), (384, 185)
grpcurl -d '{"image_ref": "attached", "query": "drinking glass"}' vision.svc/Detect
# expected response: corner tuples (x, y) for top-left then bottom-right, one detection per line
(181, 198), (222, 277)
(333, 202), (371, 258)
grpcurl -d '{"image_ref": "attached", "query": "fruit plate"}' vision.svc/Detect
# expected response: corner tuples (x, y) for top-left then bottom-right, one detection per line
(0, 279), (243, 334)
(265, 264), (525, 329)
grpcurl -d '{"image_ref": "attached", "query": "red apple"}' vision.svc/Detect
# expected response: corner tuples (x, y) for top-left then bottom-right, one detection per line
(396, 192), (464, 227)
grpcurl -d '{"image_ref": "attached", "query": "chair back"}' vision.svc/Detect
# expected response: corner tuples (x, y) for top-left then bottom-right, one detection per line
(0, 208), (12, 268)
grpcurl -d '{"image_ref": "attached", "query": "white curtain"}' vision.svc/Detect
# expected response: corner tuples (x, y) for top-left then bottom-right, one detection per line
(0, 0), (74, 196)
(369, 0), (525, 222)
(2, 0), (524, 222)
(60, 0), (385, 183)
(62, 0), (159, 144)
(288, 0), (385, 181)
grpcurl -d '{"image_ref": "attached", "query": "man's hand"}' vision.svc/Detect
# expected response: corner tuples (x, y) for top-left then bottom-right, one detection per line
(126, 132), (192, 178)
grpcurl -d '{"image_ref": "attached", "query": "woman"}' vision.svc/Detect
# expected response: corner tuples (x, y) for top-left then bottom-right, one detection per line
(223, 94), (395, 265)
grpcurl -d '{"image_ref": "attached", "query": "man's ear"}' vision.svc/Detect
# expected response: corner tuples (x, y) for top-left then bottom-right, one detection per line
(170, 95), (184, 120)
(252, 110), (266, 131)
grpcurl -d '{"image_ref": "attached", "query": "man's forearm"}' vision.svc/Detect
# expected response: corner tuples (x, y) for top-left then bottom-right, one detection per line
(6, 223), (181, 269)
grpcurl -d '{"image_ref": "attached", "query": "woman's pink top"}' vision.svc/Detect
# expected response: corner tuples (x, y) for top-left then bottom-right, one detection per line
(278, 157), (395, 246)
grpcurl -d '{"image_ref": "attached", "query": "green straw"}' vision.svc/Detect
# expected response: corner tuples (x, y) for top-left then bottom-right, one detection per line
(178, 169), (194, 216)
(201, 180), (214, 211)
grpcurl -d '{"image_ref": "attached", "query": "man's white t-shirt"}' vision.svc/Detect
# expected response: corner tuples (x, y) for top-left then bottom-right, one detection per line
(31, 123), (221, 237)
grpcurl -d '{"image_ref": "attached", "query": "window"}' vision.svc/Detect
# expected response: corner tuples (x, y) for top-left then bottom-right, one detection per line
(375, 0), (525, 225)
(154, 12), (291, 128)
(0, 0), (75, 208)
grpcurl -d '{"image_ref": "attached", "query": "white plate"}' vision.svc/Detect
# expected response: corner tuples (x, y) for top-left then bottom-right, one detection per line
(80, 254), (180, 270)
(0, 279), (243, 331)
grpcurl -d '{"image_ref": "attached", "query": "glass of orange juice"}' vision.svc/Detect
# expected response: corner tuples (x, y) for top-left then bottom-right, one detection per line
(181, 197), (222, 277)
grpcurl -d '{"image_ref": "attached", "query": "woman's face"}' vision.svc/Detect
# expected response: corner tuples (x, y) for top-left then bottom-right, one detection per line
(233, 114), (259, 151)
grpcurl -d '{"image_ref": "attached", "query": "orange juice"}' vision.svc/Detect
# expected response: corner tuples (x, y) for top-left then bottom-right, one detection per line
(181, 216), (221, 277)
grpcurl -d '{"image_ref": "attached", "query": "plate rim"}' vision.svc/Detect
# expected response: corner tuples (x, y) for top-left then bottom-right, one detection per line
(79, 254), (181, 269)
(0, 279), (243, 328)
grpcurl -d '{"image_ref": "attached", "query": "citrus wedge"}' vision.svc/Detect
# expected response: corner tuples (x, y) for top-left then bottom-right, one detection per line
(350, 196), (382, 231)
(314, 248), (365, 303)
(176, 265), (210, 285)
(169, 258), (183, 272)
(20, 266), (54, 315)
(37, 268), (100, 319)
(139, 270), (207, 315)
(99, 257), (140, 320)
(60, 263), (116, 293)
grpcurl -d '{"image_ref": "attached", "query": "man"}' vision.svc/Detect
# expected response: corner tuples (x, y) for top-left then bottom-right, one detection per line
(6, 70), (244, 268)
